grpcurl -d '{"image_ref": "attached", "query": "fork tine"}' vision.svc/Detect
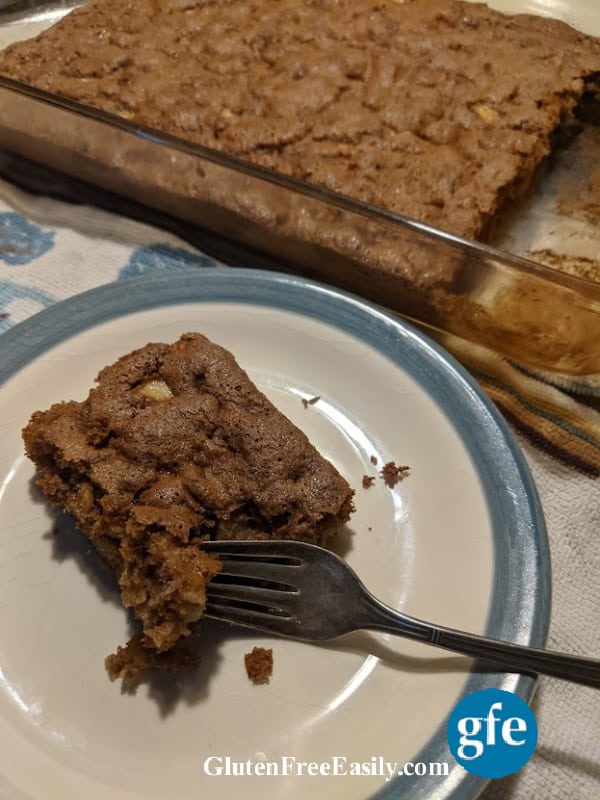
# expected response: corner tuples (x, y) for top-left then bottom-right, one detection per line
(201, 540), (305, 559)
(201, 539), (306, 585)
(207, 580), (296, 614)
(200, 540), (352, 641)
(203, 600), (304, 637)
(210, 557), (301, 586)
(201, 540), (317, 637)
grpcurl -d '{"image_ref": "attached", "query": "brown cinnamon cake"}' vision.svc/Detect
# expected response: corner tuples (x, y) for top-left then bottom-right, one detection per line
(22, 333), (354, 678)
(0, 0), (599, 240)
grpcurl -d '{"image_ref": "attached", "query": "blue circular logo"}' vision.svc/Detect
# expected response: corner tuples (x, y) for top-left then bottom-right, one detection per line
(447, 688), (537, 778)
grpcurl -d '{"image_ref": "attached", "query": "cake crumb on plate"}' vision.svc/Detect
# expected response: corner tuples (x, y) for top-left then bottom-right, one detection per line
(380, 462), (410, 488)
(244, 647), (274, 685)
(301, 395), (321, 408)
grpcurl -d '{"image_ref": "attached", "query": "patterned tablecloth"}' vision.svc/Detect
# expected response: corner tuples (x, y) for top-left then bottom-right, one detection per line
(1, 174), (599, 800)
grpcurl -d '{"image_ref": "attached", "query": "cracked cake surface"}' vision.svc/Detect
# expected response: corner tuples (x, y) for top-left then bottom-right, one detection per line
(22, 333), (354, 678)
(0, 0), (599, 240)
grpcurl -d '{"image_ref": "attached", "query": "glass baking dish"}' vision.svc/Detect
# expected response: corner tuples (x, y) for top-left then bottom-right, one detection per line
(0, 12), (599, 375)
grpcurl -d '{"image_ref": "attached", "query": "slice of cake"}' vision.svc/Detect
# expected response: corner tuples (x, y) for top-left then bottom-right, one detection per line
(22, 333), (354, 678)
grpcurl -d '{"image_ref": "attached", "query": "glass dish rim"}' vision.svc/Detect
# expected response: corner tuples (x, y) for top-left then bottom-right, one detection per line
(1, 72), (599, 300)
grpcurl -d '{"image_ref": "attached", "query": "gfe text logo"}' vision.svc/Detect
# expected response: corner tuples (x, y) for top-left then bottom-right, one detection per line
(447, 688), (538, 778)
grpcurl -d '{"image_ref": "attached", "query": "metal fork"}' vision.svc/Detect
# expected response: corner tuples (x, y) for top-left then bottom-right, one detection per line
(201, 539), (600, 688)
(0, 0), (81, 23)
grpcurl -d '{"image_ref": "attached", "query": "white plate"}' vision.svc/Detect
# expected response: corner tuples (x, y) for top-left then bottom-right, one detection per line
(0, 269), (549, 800)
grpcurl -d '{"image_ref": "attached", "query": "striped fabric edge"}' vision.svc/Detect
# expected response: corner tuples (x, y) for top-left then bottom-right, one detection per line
(438, 335), (600, 478)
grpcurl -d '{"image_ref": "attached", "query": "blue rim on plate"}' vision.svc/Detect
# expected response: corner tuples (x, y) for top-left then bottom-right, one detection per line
(0, 267), (550, 800)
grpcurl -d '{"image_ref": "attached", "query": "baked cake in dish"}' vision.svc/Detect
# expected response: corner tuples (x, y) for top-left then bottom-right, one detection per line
(0, 0), (599, 240)
(22, 333), (354, 678)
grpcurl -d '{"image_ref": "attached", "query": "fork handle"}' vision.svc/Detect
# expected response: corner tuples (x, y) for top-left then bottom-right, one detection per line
(360, 595), (600, 689)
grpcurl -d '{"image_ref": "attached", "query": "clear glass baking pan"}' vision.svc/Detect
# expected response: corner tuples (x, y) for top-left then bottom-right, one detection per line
(0, 4), (599, 375)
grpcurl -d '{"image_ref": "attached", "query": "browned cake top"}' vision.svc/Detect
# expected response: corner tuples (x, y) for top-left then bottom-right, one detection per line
(1, 0), (599, 238)
(24, 332), (354, 544)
